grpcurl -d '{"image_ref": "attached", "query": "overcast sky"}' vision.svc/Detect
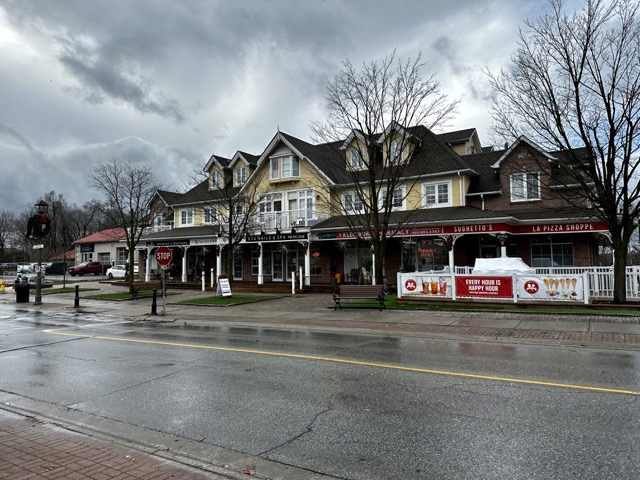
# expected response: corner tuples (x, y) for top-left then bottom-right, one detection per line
(0, 0), (556, 216)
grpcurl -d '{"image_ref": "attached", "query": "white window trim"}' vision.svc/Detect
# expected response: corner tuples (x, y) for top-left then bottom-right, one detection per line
(510, 172), (541, 202)
(203, 206), (217, 224)
(270, 154), (300, 180)
(381, 186), (406, 211)
(348, 148), (365, 170)
(343, 191), (364, 213)
(180, 208), (194, 226)
(422, 180), (453, 208)
(235, 167), (246, 186)
(210, 171), (222, 189)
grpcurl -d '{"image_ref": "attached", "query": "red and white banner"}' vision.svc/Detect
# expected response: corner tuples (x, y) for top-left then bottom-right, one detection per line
(518, 276), (584, 301)
(455, 276), (513, 299)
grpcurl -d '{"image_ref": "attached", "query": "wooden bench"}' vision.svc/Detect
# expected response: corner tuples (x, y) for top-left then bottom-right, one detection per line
(131, 282), (165, 300)
(333, 284), (387, 311)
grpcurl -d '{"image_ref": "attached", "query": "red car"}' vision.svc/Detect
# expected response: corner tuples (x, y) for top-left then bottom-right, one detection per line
(69, 262), (108, 276)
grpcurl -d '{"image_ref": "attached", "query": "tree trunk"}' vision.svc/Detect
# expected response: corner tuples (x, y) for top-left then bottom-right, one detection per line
(611, 234), (628, 304)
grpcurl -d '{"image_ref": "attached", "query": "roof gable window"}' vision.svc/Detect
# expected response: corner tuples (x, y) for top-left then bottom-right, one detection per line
(210, 171), (223, 189)
(270, 155), (300, 181)
(348, 148), (365, 170)
(389, 139), (403, 164)
(235, 166), (246, 186)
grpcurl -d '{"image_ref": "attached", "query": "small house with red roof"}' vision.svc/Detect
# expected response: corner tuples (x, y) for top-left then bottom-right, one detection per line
(72, 228), (128, 267)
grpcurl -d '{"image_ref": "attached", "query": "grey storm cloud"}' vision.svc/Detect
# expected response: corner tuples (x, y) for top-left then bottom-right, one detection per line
(0, 0), (538, 217)
(57, 34), (186, 123)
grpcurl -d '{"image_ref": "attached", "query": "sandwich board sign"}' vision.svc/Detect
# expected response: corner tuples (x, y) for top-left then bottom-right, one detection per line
(217, 276), (232, 297)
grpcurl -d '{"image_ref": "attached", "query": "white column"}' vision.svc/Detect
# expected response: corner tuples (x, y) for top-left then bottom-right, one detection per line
(181, 247), (187, 283)
(216, 249), (222, 282)
(210, 268), (214, 288)
(371, 253), (376, 285)
(501, 245), (507, 258)
(304, 242), (311, 286)
(258, 242), (264, 285)
(145, 247), (151, 282)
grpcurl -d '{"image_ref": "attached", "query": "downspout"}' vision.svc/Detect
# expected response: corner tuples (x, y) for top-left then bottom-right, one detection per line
(458, 172), (464, 206)
(481, 193), (485, 211)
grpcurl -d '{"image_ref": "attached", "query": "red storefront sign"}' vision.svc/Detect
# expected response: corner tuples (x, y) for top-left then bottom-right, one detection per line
(456, 276), (513, 299)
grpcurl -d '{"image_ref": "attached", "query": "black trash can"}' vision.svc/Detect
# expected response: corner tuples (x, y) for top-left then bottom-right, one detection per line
(15, 282), (30, 303)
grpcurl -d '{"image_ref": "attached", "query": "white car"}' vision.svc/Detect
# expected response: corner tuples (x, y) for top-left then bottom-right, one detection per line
(106, 265), (128, 279)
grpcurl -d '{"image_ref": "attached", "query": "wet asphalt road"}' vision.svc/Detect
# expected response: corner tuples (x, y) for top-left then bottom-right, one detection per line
(0, 304), (639, 480)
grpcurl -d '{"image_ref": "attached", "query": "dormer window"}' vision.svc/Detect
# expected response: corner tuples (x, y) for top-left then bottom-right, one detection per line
(210, 171), (223, 189)
(270, 155), (300, 180)
(349, 149), (365, 169)
(389, 140), (402, 164)
(235, 167), (246, 186)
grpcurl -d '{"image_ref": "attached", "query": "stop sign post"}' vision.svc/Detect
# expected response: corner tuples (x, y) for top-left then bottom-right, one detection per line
(154, 247), (172, 316)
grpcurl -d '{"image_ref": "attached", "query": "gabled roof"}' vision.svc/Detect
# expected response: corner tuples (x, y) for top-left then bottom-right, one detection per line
(73, 228), (126, 244)
(229, 151), (259, 168)
(376, 121), (421, 145)
(203, 154), (231, 172)
(340, 129), (368, 150)
(171, 179), (240, 206)
(491, 135), (556, 168)
(437, 128), (477, 146)
(463, 149), (505, 195)
(155, 189), (182, 206)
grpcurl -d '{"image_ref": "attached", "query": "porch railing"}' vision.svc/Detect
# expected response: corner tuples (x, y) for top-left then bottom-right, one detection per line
(453, 265), (640, 300)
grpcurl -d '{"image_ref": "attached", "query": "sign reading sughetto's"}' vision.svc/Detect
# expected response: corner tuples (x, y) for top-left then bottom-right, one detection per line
(332, 222), (608, 239)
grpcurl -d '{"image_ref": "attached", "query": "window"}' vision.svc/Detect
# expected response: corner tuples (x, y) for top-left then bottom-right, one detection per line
(389, 140), (402, 164)
(423, 181), (451, 207)
(349, 149), (365, 169)
(531, 234), (573, 267)
(181, 208), (194, 226)
(210, 171), (223, 189)
(98, 253), (110, 265)
(288, 189), (314, 225)
(270, 155), (300, 180)
(153, 213), (163, 227)
(203, 207), (217, 224)
(235, 167), (246, 186)
(511, 172), (540, 202)
(381, 187), (405, 210)
(343, 192), (363, 213)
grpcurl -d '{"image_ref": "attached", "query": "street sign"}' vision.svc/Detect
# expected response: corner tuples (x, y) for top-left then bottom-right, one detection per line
(155, 246), (173, 267)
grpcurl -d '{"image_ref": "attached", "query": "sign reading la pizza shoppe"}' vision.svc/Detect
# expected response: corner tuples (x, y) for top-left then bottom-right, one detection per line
(456, 276), (513, 299)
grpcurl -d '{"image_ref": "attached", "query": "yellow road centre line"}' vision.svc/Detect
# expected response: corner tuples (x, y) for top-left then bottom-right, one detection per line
(41, 330), (640, 396)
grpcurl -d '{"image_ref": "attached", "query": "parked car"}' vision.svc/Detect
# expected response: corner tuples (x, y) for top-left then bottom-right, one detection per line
(16, 263), (35, 274)
(106, 264), (128, 279)
(45, 262), (68, 275)
(69, 262), (108, 276)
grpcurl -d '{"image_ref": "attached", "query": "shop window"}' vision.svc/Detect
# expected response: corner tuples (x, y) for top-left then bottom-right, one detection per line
(310, 250), (321, 275)
(233, 251), (243, 280)
(531, 234), (573, 267)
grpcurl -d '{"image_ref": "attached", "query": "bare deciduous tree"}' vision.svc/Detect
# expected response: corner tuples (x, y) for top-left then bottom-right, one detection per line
(90, 158), (163, 291)
(487, 0), (640, 303)
(311, 52), (459, 282)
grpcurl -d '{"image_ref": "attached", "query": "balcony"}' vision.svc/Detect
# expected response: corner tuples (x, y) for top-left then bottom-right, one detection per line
(256, 210), (329, 230)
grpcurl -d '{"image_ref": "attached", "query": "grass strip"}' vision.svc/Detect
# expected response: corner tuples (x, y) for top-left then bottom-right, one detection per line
(177, 294), (280, 306)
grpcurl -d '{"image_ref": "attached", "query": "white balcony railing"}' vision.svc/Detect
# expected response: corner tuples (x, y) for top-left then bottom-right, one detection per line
(256, 210), (329, 230)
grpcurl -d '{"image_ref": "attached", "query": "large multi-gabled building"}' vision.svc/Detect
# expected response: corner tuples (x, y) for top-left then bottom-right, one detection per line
(139, 124), (607, 289)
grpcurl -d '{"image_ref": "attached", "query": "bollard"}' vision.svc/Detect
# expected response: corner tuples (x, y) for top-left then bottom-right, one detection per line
(74, 285), (80, 308)
(151, 288), (158, 315)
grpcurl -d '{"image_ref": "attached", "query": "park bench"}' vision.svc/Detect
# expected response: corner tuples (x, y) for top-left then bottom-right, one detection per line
(131, 282), (165, 300)
(333, 284), (387, 311)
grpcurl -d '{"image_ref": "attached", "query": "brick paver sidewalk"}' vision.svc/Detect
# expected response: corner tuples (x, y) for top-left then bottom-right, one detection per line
(0, 409), (229, 480)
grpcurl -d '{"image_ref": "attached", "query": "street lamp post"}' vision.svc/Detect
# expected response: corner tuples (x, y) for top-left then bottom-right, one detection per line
(32, 200), (49, 306)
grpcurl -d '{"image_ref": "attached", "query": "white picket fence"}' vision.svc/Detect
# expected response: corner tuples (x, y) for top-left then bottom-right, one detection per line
(453, 265), (640, 300)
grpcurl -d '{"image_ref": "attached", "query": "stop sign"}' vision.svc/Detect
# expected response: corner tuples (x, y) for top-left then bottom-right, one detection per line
(155, 246), (173, 267)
